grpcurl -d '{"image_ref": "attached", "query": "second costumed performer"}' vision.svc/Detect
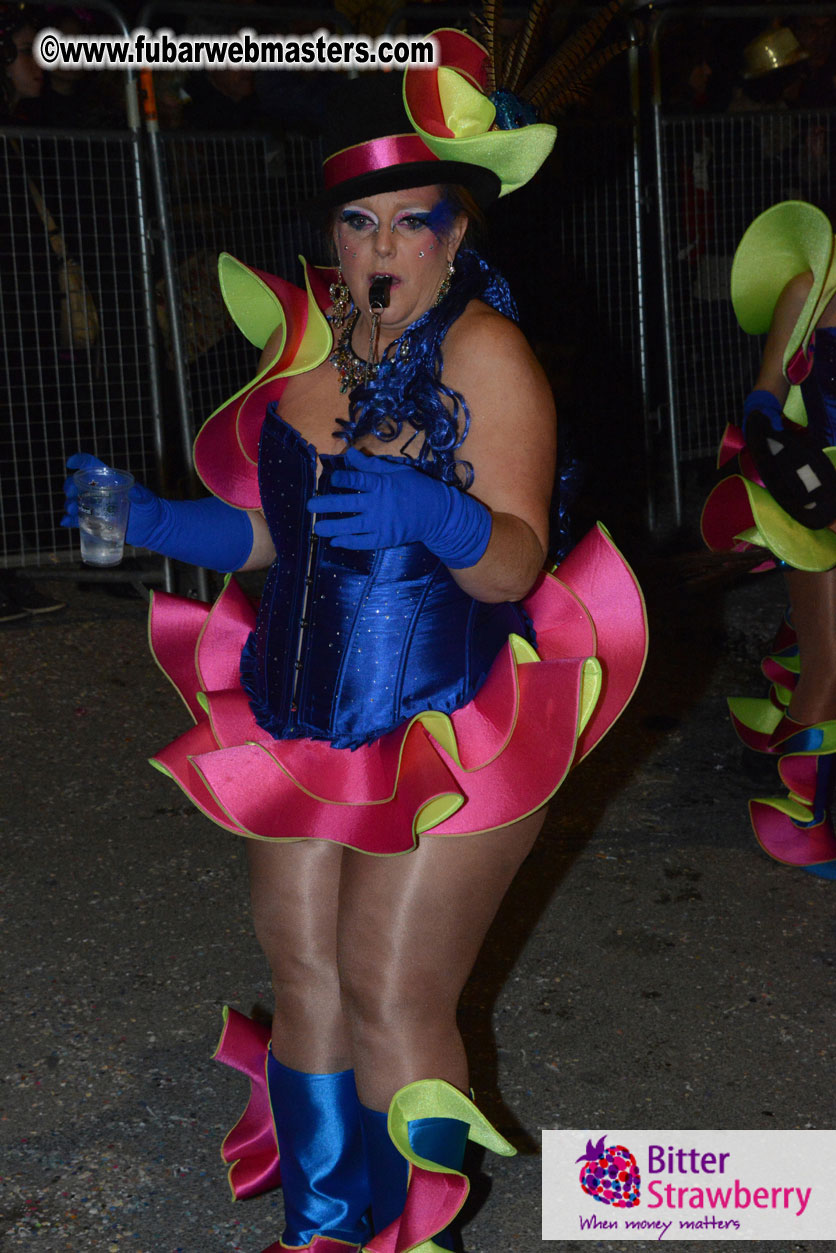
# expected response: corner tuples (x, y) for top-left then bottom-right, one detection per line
(64, 16), (647, 1253)
(703, 199), (836, 882)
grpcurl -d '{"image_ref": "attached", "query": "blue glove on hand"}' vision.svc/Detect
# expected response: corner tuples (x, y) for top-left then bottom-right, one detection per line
(742, 389), (784, 440)
(308, 447), (492, 568)
(62, 453), (254, 572)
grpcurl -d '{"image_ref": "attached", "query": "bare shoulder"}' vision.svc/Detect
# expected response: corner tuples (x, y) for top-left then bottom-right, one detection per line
(784, 269), (815, 299)
(438, 300), (556, 546)
(443, 300), (541, 374)
(258, 322), (285, 373)
(442, 300), (553, 414)
(775, 269), (815, 320)
(753, 270), (815, 397)
(765, 267), (815, 347)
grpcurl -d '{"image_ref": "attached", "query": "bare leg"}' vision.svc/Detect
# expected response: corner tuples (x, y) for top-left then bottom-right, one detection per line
(784, 567), (836, 724)
(246, 837), (349, 1071)
(337, 809), (547, 1111)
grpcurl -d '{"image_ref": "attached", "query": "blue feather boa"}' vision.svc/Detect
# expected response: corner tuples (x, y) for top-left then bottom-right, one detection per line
(335, 249), (518, 488)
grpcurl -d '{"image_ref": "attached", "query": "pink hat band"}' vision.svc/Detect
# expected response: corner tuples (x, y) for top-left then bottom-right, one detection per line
(322, 132), (438, 192)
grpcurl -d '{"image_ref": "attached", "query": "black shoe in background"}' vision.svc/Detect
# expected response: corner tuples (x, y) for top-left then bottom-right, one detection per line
(0, 578), (29, 622)
(1, 573), (65, 617)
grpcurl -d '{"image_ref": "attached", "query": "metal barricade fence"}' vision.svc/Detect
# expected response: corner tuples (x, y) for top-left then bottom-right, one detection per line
(153, 130), (325, 434)
(651, 105), (836, 463)
(651, 2), (836, 526)
(13, 0), (836, 564)
(655, 107), (836, 463)
(543, 118), (643, 382)
(507, 115), (645, 535)
(0, 125), (163, 571)
(2, 1), (649, 573)
(0, 0), (170, 579)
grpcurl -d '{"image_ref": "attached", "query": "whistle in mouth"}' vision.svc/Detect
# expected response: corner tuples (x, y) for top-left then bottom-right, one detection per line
(369, 276), (391, 312)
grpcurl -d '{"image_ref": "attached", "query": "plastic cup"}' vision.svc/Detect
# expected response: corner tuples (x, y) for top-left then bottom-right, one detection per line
(73, 465), (134, 567)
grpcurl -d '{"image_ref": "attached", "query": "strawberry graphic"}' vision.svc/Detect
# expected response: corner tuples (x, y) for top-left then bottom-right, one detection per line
(576, 1135), (641, 1207)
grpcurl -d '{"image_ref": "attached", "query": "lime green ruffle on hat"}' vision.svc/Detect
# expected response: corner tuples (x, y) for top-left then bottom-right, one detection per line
(403, 29), (556, 199)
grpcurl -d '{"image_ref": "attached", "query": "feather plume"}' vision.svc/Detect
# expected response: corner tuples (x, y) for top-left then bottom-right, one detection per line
(504, 0), (556, 94)
(501, 23), (522, 89)
(520, 0), (627, 111)
(476, 0), (503, 95)
(529, 37), (634, 118)
(473, 0), (636, 124)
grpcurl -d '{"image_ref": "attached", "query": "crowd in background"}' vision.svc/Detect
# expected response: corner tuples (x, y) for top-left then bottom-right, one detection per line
(661, 8), (836, 331)
(4, 0), (836, 625)
(5, 2), (836, 132)
(661, 9), (836, 113)
(2, 2), (835, 164)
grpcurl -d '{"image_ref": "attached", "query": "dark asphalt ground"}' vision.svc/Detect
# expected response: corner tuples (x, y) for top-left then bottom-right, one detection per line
(2, 547), (835, 1253)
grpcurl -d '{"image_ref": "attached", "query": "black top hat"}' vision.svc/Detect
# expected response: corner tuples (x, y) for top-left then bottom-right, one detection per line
(313, 73), (501, 212)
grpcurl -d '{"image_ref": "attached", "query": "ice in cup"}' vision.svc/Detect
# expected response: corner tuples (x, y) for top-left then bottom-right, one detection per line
(73, 465), (134, 566)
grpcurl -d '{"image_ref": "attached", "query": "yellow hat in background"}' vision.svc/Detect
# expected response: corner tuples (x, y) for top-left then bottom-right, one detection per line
(742, 25), (809, 80)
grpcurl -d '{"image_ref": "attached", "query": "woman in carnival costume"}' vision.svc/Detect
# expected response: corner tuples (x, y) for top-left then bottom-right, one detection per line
(703, 198), (836, 882)
(64, 16), (647, 1252)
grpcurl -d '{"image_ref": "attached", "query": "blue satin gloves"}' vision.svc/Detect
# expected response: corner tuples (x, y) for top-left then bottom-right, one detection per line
(62, 453), (254, 572)
(308, 447), (492, 568)
(742, 389), (784, 440)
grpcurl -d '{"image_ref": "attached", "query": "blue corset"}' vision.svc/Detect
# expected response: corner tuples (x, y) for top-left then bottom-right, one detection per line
(240, 404), (534, 750)
(802, 327), (836, 447)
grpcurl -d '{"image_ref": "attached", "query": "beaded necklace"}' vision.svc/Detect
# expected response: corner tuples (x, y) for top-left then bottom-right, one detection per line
(329, 309), (410, 395)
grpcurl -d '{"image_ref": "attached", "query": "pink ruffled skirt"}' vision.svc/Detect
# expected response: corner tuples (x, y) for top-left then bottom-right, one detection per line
(148, 524), (647, 853)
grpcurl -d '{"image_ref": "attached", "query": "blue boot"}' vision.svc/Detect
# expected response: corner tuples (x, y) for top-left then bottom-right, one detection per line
(359, 1080), (515, 1253)
(361, 1104), (467, 1249)
(265, 1049), (372, 1252)
(359, 1104), (409, 1235)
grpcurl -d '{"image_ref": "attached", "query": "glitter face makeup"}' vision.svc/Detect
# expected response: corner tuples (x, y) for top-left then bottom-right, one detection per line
(332, 186), (468, 348)
(339, 206), (380, 234)
(338, 205), (449, 238)
(421, 198), (458, 238)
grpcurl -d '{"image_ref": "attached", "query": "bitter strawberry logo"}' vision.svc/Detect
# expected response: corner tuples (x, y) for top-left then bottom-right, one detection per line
(577, 1135), (641, 1208)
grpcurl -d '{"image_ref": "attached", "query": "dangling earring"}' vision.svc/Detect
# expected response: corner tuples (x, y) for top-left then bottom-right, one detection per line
(434, 259), (455, 307)
(329, 269), (351, 329)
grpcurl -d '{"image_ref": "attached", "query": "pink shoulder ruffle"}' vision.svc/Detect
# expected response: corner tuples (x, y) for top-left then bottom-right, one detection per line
(192, 259), (335, 508)
(147, 524), (647, 852)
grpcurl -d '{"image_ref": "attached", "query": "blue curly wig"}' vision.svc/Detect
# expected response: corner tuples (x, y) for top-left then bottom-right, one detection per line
(335, 248), (518, 488)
